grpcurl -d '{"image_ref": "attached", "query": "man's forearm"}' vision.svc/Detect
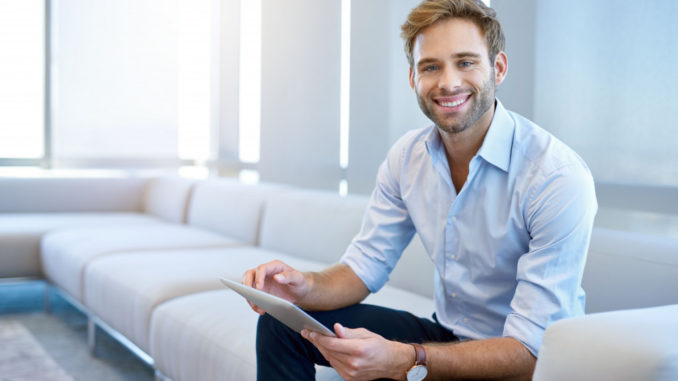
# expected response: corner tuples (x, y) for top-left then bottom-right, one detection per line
(425, 337), (536, 381)
(297, 263), (370, 311)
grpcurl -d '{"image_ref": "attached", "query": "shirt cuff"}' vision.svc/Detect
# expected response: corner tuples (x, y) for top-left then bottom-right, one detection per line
(503, 312), (545, 357)
(339, 245), (391, 293)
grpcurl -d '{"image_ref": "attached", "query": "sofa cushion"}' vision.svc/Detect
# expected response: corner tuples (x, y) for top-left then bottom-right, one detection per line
(83, 247), (328, 353)
(41, 224), (241, 301)
(142, 176), (196, 223)
(259, 189), (368, 264)
(187, 179), (284, 245)
(150, 290), (259, 381)
(583, 227), (678, 313)
(533, 304), (678, 381)
(0, 213), (160, 278)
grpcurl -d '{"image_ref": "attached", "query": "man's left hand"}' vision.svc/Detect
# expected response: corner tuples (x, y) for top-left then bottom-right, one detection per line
(301, 323), (413, 381)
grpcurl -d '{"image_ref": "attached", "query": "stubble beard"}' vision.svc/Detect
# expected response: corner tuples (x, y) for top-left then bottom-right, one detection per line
(417, 72), (496, 135)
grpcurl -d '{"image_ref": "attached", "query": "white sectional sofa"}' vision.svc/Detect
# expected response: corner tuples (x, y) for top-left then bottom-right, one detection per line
(1, 174), (677, 381)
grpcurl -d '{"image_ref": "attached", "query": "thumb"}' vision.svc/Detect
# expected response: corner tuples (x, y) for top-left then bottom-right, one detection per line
(334, 323), (372, 339)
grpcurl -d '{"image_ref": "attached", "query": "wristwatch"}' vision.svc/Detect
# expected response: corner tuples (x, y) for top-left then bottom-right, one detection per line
(406, 343), (428, 381)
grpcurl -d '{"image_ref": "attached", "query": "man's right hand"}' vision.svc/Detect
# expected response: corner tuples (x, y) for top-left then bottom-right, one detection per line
(242, 260), (311, 315)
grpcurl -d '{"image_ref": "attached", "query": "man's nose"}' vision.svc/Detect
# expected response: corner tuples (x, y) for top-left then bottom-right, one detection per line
(437, 67), (461, 91)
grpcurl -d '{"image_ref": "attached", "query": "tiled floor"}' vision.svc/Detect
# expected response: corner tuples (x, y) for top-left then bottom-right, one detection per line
(0, 281), (154, 381)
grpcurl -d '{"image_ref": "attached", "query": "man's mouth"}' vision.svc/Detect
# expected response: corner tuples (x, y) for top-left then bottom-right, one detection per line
(434, 94), (471, 110)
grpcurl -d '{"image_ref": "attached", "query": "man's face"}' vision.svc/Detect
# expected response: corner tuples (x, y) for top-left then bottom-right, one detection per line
(409, 18), (505, 135)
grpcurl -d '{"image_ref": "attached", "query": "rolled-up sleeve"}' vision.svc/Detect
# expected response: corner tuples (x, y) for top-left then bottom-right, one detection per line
(340, 148), (416, 293)
(504, 163), (598, 356)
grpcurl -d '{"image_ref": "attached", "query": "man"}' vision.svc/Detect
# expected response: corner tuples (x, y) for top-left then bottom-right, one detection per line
(244, 0), (597, 380)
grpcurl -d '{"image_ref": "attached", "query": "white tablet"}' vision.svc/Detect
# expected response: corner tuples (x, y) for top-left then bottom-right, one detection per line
(220, 278), (336, 337)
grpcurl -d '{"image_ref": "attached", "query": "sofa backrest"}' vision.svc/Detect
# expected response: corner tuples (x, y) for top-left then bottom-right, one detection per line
(142, 176), (196, 224)
(583, 227), (678, 313)
(0, 176), (147, 213)
(187, 179), (284, 245)
(259, 189), (368, 264)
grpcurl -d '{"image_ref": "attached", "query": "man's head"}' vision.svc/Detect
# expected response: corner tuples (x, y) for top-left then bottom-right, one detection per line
(402, 0), (508, 135)
(401, 0), (505, 68)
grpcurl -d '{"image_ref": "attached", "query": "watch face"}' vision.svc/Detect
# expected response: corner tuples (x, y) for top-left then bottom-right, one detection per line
(407, 365), (428, 381)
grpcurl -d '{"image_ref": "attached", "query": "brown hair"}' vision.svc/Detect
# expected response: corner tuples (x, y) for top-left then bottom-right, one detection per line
(401, 0), (505, 67)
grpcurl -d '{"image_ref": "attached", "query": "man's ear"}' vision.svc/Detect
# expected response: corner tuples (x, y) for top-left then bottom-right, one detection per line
(409, 66), (415, 89)
(493, 51), (508, 86)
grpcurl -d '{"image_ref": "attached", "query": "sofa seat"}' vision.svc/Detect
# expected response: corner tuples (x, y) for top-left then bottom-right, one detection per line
(149, 284), (435, 381)
(83, 247), (330, 354)
(0, 212), (161, 278)
(41, 224), (243, 302)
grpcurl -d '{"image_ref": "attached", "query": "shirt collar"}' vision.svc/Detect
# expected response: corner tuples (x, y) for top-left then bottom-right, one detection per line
(476, 99), (514, 173)
(424, 99), (515, 173)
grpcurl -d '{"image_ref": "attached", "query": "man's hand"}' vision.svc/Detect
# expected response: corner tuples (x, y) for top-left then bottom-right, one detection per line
(302, 323), (414, 381)
(242, 260), (310, 315)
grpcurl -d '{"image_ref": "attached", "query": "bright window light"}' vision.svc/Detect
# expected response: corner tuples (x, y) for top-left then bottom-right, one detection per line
(239, 0), (262, 163)
(0, 0), (45, 159)
(339, 0), (351, 169)
(339, 179), (348, 196)
(239, 169), (260, 184)
(177, 0), (212, 161)
(178, 165), (210, 179)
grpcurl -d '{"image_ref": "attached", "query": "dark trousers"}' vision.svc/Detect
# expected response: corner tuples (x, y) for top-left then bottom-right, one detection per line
(256, 303), (458, 380)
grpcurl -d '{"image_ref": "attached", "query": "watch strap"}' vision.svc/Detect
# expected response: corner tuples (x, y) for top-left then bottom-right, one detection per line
(411, 343), (427, 366)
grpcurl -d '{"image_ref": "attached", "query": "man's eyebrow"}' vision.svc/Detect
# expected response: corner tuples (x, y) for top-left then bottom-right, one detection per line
(452, 52), (482, 59)
(416, 58), (439, 68)
(416, 52), (484, 68)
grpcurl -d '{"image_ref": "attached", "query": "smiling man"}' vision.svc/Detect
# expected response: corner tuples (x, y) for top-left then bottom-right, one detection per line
(245, 1), (597, 380)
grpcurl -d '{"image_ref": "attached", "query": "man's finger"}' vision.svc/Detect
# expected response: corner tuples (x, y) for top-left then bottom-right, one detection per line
(273, 270), (304, 286)
(253, 260), (288, 289)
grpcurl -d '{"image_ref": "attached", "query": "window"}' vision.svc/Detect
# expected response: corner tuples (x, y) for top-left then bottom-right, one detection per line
(0, 0), (45, 161)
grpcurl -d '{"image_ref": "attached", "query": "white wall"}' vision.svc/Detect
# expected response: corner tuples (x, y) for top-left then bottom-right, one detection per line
(347, 0), (429, 194)
(257, 0), (342, 190)
(531, 0), (678, 186)
(492, 0), (536, 120)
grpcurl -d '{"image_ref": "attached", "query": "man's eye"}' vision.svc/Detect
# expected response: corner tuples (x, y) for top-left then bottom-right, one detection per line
(459, 61), (473, 68)
(423, 65), (438, 72)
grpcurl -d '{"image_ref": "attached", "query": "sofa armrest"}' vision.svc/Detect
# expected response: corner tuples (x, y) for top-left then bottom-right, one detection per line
(533, 304), (678, 381)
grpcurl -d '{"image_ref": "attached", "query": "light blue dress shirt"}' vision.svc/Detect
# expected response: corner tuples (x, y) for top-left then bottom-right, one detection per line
(340, 100), (597, 356)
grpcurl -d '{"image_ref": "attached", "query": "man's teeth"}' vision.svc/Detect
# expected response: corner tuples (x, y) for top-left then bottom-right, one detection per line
(439, 98), (465, 107)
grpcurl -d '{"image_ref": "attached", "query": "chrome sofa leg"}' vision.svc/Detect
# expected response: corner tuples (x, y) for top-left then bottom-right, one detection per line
(154, 369), (166, 381)
(87, 316), (96, 355)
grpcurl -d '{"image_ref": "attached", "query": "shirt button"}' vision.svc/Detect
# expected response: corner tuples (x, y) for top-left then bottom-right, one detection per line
(451, 293), (457, 298)
(451, 216), (457, 222)
(450, 255), (456, 260)
(463, 318), (469, 323)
